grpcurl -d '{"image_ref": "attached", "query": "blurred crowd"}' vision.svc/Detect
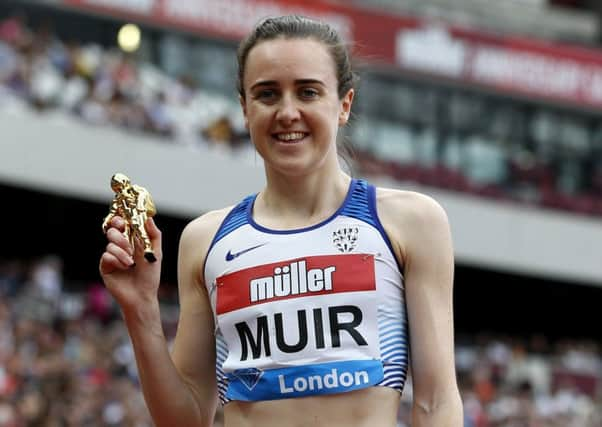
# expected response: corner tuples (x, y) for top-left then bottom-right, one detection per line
(0, 15), (249, 152)
(1, 256), (601, 427)
(0, 256), (163, 426)
(453, 335), (602, 427)
(2, 11), (602, 220)
(2, 13), (602, 217)
(395, 335), (602, 427)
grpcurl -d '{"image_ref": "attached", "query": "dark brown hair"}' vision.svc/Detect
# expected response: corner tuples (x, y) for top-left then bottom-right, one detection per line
(237, 15), (358, 100)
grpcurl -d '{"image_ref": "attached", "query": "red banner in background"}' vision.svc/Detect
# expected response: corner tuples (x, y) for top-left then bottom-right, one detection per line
(396, 22), (602, 110)
(59, 0), (602, 110)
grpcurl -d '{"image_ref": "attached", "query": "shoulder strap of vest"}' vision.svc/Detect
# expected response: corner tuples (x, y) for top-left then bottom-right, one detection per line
(208, 194), (255, 251)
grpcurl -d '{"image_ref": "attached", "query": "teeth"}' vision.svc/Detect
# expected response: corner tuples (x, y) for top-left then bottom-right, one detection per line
(276, 132), (305, 141)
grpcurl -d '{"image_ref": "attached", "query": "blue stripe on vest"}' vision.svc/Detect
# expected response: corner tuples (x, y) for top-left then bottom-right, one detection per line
(225, 360), (384, 401)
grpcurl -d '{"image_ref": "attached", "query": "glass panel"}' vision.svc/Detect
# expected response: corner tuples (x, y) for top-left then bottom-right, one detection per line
(390, 82), (416, 122)
(413, 86), (438, 125)
(448, 92), (481, 131)
(415, 127), (438, 167)
(530, 110), (559, 160)
(488, 104), (522, 140)
(190, 43), (237, 96)
(351, 119), (375, 151)
(557, 160), (582, 194)
(464, 135), (507, 185)
(158, 34), (189, 79)
(373, 121), (415, 163)
(442, 134), (463, 170)
(558, 116), (589, 153)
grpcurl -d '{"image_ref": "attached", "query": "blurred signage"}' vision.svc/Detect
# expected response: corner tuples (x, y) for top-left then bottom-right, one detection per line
(396, 23), (602, 110)
(396, 25), (467, 78)
(60, 0), (353, 41)
(161, 0), (353, 42)
(81, 0), (157, 14)
(59, 0), (602, 109)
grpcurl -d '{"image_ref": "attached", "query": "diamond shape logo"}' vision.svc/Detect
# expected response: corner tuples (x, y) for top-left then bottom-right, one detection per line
(232, 368), (264, 391)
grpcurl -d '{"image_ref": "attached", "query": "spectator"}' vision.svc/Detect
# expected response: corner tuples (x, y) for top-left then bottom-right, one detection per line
(0, 258), (601, 426)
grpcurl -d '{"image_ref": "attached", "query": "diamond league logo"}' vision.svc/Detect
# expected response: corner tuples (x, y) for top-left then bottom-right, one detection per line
(332, 227), (359, 253)
(232, 368), (264, 391)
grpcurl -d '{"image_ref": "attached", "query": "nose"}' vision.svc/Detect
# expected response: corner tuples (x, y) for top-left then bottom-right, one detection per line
(275, 94), (301, 126)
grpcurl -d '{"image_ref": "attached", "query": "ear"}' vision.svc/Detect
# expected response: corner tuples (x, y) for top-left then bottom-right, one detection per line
(338, 88), (354, 126)
(239, 94), (249, 130)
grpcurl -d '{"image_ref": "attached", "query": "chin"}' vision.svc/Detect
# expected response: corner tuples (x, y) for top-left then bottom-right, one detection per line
(273, 157), (331, 178)
(272, 163), (312, 177)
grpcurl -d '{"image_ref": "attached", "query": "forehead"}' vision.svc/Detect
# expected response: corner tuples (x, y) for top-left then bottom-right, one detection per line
(244, 38), (337, 87)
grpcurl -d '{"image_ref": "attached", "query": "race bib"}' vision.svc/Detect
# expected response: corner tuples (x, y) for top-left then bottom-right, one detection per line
(216, 254), (383, 400)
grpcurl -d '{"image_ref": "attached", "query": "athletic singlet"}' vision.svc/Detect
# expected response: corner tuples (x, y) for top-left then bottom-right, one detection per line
(203, 179), (408, 404)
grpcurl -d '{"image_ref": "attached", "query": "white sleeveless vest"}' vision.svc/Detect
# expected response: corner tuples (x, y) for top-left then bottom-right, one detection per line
(204, 179), (408, 404)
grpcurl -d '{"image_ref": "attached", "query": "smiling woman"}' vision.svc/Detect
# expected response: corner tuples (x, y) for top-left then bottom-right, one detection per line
(239, 36), (353, 178)
(99, 15), (463, 427)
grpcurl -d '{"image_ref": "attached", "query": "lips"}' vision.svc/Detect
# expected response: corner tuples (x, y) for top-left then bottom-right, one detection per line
(272, 132), (309, 143)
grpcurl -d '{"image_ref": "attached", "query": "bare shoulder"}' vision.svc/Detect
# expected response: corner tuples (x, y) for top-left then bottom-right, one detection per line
(180, 206), (233, 246)
(178, 206), (234, 281)
(375, 187), (450, 230)
(374, 187), (451, 265)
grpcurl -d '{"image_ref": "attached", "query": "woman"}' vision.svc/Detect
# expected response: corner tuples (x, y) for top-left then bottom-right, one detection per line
(100, 15), (463, 427)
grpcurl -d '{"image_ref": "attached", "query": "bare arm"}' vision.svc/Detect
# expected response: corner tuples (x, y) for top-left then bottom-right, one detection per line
(378, 190), (463, 427)
(169, 211), (233, 423)
(122, 285), (212, 427)
(100, 210), (227, 426)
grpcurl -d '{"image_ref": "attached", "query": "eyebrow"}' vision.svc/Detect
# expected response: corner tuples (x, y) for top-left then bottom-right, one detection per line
(249, 79), (326, 91)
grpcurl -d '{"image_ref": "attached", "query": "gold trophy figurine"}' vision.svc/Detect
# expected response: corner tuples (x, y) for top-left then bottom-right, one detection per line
(102, 173), (157, 263)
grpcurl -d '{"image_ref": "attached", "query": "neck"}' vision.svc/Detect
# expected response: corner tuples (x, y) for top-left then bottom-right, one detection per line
(257, 162), (351, 226)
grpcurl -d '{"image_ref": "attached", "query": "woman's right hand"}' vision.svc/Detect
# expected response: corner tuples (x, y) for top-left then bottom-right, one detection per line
(99, 216), (163, 313)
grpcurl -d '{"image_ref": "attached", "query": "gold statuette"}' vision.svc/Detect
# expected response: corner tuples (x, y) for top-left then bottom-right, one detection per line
(102, 173), (157, 262)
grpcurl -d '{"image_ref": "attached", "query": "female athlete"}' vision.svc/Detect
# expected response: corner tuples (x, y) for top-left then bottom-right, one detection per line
(100, 15), (463, 427)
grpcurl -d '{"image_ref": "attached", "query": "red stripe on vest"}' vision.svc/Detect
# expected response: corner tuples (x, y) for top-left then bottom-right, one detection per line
(216, 254), (375, 314)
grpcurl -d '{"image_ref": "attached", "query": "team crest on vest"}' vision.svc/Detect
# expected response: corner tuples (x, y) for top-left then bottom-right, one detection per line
(332, 227), (359, 253)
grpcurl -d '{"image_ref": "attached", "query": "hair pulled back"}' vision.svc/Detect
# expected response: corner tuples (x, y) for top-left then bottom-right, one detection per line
(237, 15), (358, 100)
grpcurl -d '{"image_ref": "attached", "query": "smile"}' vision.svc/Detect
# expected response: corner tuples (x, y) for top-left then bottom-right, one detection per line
(273, 132), (308, 143)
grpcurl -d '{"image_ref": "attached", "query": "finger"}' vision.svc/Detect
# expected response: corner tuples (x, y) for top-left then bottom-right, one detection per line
(133, 234), (145, 261)
(105, 242), (135, 268)
(110, 216), (127, 232)
(145, 217), (160, 240)
(145, 218), (163, 259)
(131, 233), (159, 264)
(106, 228), (133, 255)
(99, 252), (128, 276)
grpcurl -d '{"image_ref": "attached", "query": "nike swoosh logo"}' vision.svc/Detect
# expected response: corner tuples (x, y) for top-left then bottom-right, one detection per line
(226, 243), (267, 261)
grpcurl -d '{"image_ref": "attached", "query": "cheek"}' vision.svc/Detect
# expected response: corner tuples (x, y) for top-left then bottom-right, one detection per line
(322, 109), (343, 135)
(246, 106), (269, 129)
(247, 115), (270, 146)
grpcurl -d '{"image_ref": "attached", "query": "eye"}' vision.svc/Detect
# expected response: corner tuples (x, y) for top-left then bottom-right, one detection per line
(299, 87), (319, 99)
(254, 88), (278, 101)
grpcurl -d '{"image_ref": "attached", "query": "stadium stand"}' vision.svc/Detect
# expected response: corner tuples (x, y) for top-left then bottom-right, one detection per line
(2, 2), (602, 217)
(1, 256), (600, 425)
(1, 0), (601, 426)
